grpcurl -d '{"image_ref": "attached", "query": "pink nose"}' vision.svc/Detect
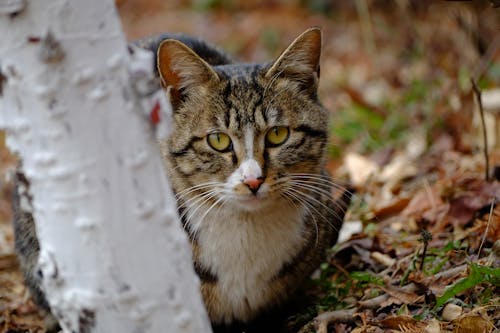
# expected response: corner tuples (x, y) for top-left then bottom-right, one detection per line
(243, 177), (264, 194)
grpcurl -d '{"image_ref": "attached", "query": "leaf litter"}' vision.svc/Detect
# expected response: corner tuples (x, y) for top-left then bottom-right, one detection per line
(0, 1), (499, 332)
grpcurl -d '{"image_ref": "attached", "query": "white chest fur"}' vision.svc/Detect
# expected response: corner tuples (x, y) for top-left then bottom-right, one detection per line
(189, 200), (306, 322)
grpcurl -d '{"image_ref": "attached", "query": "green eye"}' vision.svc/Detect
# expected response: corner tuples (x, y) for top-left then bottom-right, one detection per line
(266, 126), (289, 147)
(207, 132), (232, 152)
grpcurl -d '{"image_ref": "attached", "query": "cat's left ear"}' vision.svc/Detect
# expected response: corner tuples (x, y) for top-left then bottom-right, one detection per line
(157, 39), (219, 107)
(265, 27), (321, 94)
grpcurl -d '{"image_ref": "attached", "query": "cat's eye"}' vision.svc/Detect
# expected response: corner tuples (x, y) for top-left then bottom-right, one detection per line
(266, 126), (290, 147)
(207, 132), (232, 152)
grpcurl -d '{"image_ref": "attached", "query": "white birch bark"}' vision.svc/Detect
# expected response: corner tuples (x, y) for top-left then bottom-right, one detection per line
(0, 0), (211, 332)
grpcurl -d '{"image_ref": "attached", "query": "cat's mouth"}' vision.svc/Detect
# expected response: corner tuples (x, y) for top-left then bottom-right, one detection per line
(233, 193), (270, 210)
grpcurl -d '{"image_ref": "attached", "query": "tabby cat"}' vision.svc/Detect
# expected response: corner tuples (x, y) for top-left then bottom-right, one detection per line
(12, 28), (351, 332)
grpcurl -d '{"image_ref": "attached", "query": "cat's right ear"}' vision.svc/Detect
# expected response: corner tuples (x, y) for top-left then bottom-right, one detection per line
(157, 39), (219, 106)
(265, 28), (322, 98)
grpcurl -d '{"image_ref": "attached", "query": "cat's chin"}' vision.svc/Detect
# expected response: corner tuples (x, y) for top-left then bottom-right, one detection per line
(232, 194), (272, 211)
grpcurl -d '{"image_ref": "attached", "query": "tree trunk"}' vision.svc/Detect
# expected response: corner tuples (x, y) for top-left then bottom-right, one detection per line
(0, 0), (211, 332)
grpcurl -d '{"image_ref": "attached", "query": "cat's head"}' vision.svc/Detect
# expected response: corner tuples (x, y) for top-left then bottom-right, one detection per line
(157, 28), (329, 213)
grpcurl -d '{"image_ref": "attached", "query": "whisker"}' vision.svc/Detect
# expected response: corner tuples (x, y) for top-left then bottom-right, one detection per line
(176, 181), (230, 212)
(288, 180), (335, 198)
(281, 190), (320, 246)
(287, 173), (357, 201)
(263, 68), (285, 99)
(283, 188), (329, 225)
(284, 187), (344, 229)
(178, 189), (216, 210)
(263, 69), (290, 116)
(287, 180), (349, 216)
(176, 181), (221, 199)
(289, 173), (353, 192)
(198, 195), (226, 226)
(182, 190), (220, 238)
(188, 194), (229, 240)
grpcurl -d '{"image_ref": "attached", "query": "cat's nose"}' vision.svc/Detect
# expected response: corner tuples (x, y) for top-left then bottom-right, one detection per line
(243, 177), (264, 194)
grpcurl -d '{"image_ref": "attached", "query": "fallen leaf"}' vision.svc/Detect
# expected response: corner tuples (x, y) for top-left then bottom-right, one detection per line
(379, 315), (426, 330)
(378, 284), (423, 306)
(338, 221), (363, 243)
(370, 251), (395, 268)
(481, 88), (500, 111)
(447, 179), (500, 225)
(403, 186), (443, 220)
(452, 315), (493, 333)
(425, 318), (441, 333)
(377, 154), (418, 185)
(344, 152), (379, 187)
(442, 303), (462, 321)
(373, 196), (411, 218)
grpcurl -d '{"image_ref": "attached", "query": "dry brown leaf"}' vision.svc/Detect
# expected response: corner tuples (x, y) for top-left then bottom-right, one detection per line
(379, 284), (423, 305)
(380, 296), (405, 308)
(379, 315), (426, 330)
(402, 186), (443, 221)
(446, 179), (500, 226)
(373, 196), (411, 219)
(452, 315), (493, 333)
(448, 195), (493, 226)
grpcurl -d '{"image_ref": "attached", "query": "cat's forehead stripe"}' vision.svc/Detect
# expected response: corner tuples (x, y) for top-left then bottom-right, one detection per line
(221, 73), (267, 133)
(244, 126), (254, 158)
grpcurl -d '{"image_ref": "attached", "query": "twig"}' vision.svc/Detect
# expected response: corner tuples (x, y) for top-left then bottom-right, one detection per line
(358, 283), (418, 309)
(472, 35), (500, 82)
(478, 198), (496, 257)
(419, 230), (432, 271)
(470, 78), (490, 182)
(315, 308), (358, 333)
(433, 264), (468, 280)
(358, 293), (390, 309)
(297, 308), (358, 333)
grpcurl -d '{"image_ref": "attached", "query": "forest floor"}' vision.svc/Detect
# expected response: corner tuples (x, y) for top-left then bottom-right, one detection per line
(1, 1), (499, 332)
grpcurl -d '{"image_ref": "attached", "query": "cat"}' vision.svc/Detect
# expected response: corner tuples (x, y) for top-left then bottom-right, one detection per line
(12, 28), (351, 333)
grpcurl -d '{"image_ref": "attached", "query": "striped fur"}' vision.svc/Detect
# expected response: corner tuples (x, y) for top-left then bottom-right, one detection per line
(157, 28), (351, 326)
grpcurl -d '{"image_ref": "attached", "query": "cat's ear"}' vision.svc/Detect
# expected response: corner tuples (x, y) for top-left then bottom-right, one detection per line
(157, 39), (219, 105)
(265, 27), (321, 93)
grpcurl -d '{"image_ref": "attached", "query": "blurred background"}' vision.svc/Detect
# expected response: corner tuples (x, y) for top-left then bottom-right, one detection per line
(115, 0), (499, 164)
(1, 1), (499, 331)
